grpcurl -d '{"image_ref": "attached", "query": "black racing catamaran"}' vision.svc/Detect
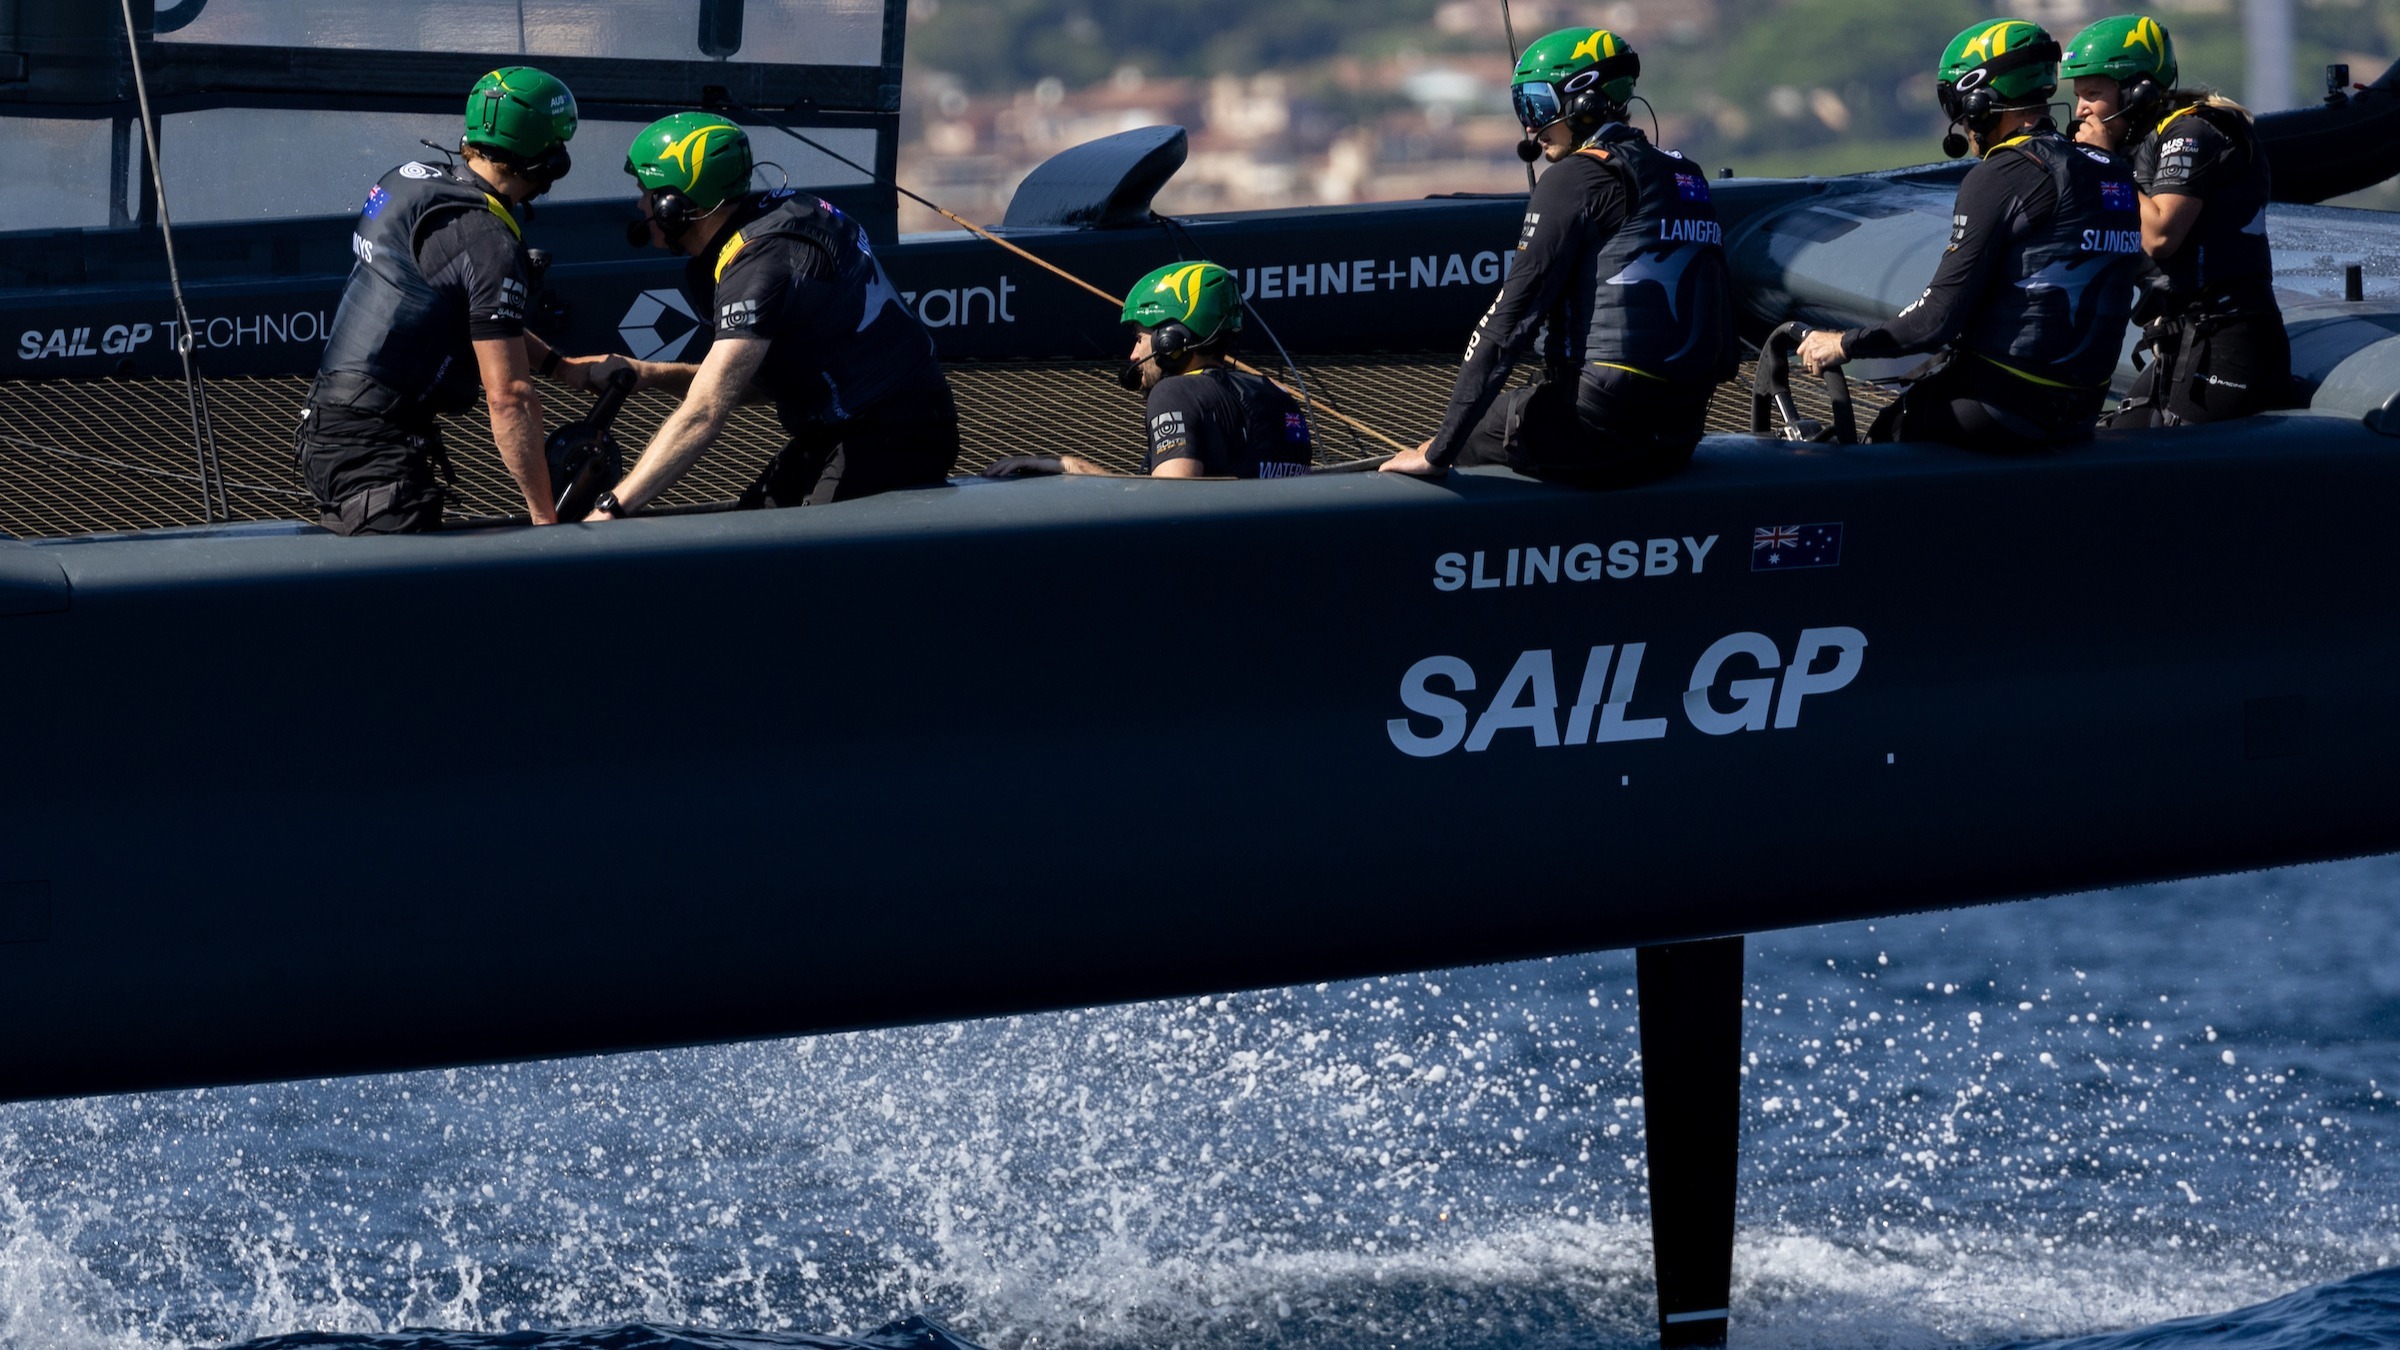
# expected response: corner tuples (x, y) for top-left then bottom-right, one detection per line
(3, 3), (2400, 1345)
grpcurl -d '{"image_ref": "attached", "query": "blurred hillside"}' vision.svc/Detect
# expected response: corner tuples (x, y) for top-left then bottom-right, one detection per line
(895, 0), (2400, 230)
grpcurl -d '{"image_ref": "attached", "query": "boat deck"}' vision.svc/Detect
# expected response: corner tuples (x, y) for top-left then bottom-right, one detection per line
(0, 357), (1885, 538)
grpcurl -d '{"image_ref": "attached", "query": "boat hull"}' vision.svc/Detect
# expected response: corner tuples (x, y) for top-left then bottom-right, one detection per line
(1, 415), (2395, 1102)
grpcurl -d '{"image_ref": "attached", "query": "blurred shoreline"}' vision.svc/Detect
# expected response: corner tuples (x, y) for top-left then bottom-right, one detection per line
(897, 0), (2400, 230)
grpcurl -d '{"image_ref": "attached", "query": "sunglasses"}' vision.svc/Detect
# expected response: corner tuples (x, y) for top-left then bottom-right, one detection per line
(1512, 81), (1564, 132)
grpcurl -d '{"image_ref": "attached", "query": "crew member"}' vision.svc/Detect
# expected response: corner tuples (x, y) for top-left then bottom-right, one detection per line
(582, 114), (956, 519)
(300, 67), (582, 533)
(985, 261), (1313, 479)
(1797, 20), (2146, 453)
(2065, 14), (2288, 425)
(1382, 27), (1736, 482)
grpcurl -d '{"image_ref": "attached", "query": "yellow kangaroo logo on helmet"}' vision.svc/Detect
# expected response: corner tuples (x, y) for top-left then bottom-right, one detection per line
(1571, 30), (1617, 63)
(1962, 21), (2017, 64)
(1155, 263), (1211, 320)
(2124, 16), (2164, 58)
(659, 126), (718, 190)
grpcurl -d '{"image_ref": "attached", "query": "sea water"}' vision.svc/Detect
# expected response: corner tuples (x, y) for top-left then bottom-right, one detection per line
(2, 857), (2395, 1350)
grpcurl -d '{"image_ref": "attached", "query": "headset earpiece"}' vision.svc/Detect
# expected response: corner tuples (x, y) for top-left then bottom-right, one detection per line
(651, 188), (699, 225)
(1151, 322), (1193, 363)
(633, 188), (701, 248)
(2120, 74), (2160, 121)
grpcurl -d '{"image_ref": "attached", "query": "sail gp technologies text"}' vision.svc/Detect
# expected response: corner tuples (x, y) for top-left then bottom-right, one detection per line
(1386, 627), (1868, 758)
(17, 309), (332, 363)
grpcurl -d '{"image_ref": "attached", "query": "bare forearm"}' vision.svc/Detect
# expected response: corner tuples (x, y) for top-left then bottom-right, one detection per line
(488, 387), (556, 524)
(632, 360), (702, 397)
(614, 396), (732, 509)
(621, 360), (779, 407)
(2141, 193), (2198, 259)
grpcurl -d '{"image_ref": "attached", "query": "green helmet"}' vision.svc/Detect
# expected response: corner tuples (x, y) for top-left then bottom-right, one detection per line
(1122, 261), (1243, 346)
(1511, 27), (1640, 134)
(2061, 14), (2178, 92)
(463, 67), (578, 160)
(1938, 19), (2063, 123)
(624, 112), (755, 215)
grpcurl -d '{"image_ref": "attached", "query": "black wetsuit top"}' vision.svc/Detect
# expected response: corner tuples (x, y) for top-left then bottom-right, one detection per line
(1842, 124), (2142, 392)
(303, 161), (534, 522)
(1143, 367), (1313, 478)
(681, 190), (946, 436)
(314, 161), (531, 420)
(2132, 103), (2275, 303)
(1839, 145), (2060, 363)
(2104, 105), (2289, 427)
(1426, 127), (1734, 467)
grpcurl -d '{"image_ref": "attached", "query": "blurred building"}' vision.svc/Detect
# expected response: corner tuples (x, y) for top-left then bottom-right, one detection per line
(898, 35), (1712, 231)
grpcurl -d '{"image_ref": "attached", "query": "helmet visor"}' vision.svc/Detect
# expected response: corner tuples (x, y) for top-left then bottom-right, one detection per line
(1512, 81), (1564, 132)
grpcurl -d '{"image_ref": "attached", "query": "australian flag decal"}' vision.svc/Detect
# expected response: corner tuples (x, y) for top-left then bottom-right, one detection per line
(2100, 179), (2134, 211)
(362, 184), (390, 220)
(1674, 171), (1710, 202)
(1752, 522), (1843, 571)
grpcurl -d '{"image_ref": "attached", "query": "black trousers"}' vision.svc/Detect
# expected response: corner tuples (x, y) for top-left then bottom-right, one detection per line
(761, 381), (963, 507)
(296, 401), (448, 535)
(1453, 368), (1708, 487)
(2104, 308), (2291, 429)
(1867, 353), (2105, 455)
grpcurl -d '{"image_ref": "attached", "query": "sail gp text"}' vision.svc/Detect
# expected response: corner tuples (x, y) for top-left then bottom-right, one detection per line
(1386, 627), (1867, 758)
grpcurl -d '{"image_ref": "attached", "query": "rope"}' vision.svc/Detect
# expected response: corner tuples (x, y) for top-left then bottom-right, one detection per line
(717, 96), (1416, 456)
(1158, 211), (1364, 460)
(116, 0), (228, 523)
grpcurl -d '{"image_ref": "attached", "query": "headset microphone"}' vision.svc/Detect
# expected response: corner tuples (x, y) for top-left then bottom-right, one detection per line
(2089, 77), (2157, 133)
(1517, 138), (1542, 163)
(1116, 346), (1186, 391)
(2091, 103), (2136, 129)
(1942, 129), (1971, 158)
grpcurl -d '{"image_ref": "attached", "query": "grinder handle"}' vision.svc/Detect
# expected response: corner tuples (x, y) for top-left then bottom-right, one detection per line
(1751, 322), (1803, 436)
(584, 367), (637, 433)
(1752, 321), (1856, 445)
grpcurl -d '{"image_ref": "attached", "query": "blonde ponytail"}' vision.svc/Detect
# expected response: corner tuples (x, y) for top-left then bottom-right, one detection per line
(2165, 86), (2254, 122)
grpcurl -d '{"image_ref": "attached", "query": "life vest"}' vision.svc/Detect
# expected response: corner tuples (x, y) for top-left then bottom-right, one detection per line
(1570, 124), (1739, 386)
(1957, 131), (2145, 390)
(315, 161), (524, 418)
(2142, 103), (2275, 303)
(698, 190), (940, 429)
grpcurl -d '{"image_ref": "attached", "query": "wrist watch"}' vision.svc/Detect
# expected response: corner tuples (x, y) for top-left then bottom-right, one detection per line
(593, 491), (626, 518)
(538, 348), (563, 379)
